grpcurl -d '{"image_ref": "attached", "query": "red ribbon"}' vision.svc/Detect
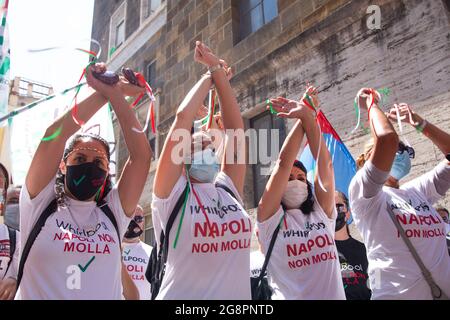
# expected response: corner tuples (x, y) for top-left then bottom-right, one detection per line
(71, 62), (96, 127)
(367, 89), (376, 120)
(134, 73), (156, 134)
(206, 90), (216, 130)
(190, 184), (215, 239)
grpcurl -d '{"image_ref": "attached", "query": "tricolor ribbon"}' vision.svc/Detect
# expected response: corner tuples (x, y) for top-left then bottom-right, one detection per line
(196, 89), (218, 128)
(394, 104), (412, 147)
(71, 60), (97, 127)
(131, 73), (156, 134)
(351, 89), (381, 134)
(172, 164), (216, 249)
(301, 93), (327, 192)
(28, 39), (102, 59)
(267, 99), (278, 115)
(29, 41), (102, 129)
(94, 178), (108, 202)
(206, 89), (217, 130)
(0, 82), (86, 125)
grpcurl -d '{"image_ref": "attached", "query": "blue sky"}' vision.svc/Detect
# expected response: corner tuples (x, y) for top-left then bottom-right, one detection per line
(8, 0), (95, 91)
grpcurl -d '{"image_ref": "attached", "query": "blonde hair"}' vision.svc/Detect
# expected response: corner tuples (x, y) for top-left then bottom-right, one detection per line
(356, 138), (375, 169)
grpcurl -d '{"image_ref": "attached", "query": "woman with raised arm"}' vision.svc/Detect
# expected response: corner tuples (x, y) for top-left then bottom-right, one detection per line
(257, 87), (345, 300)
(349, 92), (450, 299)
(151, 42), (251, 300)
(16, 63), (152, 300)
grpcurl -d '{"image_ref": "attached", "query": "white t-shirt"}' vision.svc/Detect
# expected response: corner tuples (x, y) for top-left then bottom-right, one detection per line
(152, 172), (251, 300)
(16, 179), (131, 300)
(349, 163), (450, 300)
(256, 199), (346, 300)
(0, 224), (20, 280)
(250, 250), (265, 278)
(122, 241), (152, 300)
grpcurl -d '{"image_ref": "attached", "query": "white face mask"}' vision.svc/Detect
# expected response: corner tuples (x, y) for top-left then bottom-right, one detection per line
(282, 180), (309, 210)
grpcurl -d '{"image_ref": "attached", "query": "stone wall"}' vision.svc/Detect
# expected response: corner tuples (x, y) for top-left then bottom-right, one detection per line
(92, 0), (450, 228)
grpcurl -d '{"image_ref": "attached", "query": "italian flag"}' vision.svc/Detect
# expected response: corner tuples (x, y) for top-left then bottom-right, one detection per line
(0, 0), (10, 126)
(0, 0), (11, 182)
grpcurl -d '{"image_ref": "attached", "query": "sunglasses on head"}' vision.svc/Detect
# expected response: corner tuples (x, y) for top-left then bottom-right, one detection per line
(398, 142), (415, 159)
(134, 216), (144, 223)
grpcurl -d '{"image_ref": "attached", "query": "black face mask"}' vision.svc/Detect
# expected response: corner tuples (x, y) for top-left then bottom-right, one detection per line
(124, 219), (143, 239)
(335, 204), (347, 232)
(66, 163), (107, 201)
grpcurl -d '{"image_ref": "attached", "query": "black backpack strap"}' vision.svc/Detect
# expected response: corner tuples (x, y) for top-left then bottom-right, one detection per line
(2, 226), (16, 280)
(160, 184), (190, 264)
(215, 183), (237, 201)
(256, 214), (284, 284)
(7, 227), (16, 261)
(16, 199), (57, 287)
(149, 183), (189, 299)
(97, 202), (121, 247)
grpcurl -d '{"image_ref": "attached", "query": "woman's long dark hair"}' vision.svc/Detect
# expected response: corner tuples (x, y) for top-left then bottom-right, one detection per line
(336, 190), (350, 235)
(300, 180), (314, 215)
(0, 163), (9, 207)
(55, 133), (112, 208)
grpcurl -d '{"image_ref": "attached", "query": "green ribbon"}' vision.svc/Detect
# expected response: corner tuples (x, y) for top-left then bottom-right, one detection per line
(378, 87), (391, 107)
(0, 82), (87, 125)
(42, 126), (62, 141)
(173, 182), (190, 249)
(267, 99), (278, 115)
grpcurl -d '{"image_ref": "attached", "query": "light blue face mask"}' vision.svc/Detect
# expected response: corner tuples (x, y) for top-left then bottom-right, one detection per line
(390, 151), (411, 181)
(4, 204), (20, 231)
(189, 148), (220, 183)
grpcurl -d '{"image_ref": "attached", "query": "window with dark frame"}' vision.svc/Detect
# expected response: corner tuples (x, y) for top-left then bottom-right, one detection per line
(238, 0), (278, 41)
(143, 0), (163, 20)
(115, 20), (125, 48)
(444, 0), (450, 12)
(146, 61), (157, 89)
(250, 110), (286, 207)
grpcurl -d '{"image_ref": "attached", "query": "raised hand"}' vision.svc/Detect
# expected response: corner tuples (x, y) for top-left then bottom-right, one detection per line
(301, 84), (320, 109)
(195, 105), (209, 120)
(86, 63), (145, 99)
(194, 41), (221, 67)
(85, 63), (121, 98)
(356, 88), (381, 110)
(219, 59), (233, 81)
(117, 75), (146, 98)
(268, 97), (310, 119)
(386, 103), (420, 126)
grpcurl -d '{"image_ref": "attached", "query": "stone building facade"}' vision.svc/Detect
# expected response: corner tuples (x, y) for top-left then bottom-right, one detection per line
(91, 0), (450, 245)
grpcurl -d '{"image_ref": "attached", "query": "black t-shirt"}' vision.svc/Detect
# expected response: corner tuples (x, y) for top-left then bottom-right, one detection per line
(336, 237), (372, 300)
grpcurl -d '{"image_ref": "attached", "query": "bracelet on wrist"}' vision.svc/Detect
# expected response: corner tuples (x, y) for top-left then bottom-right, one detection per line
(208, 64), (223, 74)
(415, 119), (427, 133)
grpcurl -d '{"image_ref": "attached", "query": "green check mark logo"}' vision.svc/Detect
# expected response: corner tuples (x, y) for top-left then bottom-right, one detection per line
(78, 256), (96, 272)
(73, 175), (86, 186)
